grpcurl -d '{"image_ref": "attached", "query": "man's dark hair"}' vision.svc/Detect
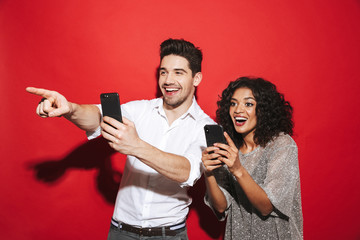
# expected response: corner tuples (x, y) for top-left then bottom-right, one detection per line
(216, 77), (294, 148)
(160, 38), (202, 76)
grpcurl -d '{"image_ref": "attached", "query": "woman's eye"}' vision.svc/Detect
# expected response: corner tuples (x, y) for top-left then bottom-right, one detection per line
(230, 102), (236, 106)
(245, 102), (254, 107)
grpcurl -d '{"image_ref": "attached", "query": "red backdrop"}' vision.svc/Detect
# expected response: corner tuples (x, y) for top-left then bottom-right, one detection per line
(1, 0), (360, 239)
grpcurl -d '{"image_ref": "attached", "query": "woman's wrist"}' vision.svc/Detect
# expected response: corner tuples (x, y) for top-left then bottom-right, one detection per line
(204, 170), (214, 177)
(232, 165), (245, 180)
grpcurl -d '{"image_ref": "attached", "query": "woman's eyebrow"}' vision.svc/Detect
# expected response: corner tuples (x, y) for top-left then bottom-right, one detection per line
(231, 97), (255, 101)
(244, 97), (256, 100)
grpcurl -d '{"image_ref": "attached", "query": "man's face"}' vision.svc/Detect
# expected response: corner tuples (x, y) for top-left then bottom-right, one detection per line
(158, 54), (201, 110)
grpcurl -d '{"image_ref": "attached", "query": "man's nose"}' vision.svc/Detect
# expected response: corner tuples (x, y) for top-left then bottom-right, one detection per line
(164, 73), (175, 84)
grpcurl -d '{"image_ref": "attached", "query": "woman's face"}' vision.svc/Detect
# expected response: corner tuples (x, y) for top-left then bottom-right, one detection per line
(229, 87), (257, 138)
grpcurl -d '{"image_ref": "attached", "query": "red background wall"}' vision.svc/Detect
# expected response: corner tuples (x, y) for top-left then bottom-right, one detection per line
(1, 0), (360, 239)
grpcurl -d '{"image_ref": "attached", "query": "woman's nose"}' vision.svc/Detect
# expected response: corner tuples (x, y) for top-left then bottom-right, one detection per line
(234, 104), (244, 113)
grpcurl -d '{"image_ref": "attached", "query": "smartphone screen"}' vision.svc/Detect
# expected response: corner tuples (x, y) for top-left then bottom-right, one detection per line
(204, 124), (226, 147)
(100, 92), (123, 123)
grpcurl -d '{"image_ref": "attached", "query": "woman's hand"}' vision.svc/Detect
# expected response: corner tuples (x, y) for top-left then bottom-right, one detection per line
(201, 143), (230, 214)
(214, 132), (243, 177)
(201, 146), (224, 174)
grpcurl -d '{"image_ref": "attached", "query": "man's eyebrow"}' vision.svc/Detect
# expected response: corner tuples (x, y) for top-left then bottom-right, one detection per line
(173, 68), (187, 73)
(159, 67), (188, 73)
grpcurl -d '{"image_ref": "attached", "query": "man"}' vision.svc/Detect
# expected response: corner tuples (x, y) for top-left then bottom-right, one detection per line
(26, 38), (215, 239)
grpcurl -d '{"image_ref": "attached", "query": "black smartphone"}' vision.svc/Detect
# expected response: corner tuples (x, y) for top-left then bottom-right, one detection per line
(204, 124), (227, 147)
(100, 92), (123, 124)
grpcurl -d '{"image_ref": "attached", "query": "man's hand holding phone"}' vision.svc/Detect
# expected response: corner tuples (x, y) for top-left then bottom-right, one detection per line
(100, 92), (142, 156)
(100, 115), (141, 155)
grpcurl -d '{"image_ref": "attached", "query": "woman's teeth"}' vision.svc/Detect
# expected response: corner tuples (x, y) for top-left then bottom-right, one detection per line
(235, 117), (247, 123)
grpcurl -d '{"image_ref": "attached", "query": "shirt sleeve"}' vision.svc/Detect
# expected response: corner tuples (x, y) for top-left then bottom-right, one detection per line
(180, 117), (216, 187)
(86, 103), (132, 140)
(86, 104), (102, 140)
(261, 139), (300, 218)
(179, 125), (207, 187)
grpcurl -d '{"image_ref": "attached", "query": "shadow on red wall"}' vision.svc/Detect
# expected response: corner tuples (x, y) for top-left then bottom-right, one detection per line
(27, 137), (121, 204)
(26, 137), (225, 238)
(189, 177), (226, 238)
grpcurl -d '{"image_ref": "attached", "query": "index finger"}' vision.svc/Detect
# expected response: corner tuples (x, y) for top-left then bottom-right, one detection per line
(26, 87), (53, 98)
(203, 146), (219, 154)
(223, 132), (237, 148)
(103, 116), (124, 129)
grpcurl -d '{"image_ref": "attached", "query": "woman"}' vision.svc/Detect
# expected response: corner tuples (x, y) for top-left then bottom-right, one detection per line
(202, 77), (303, 239)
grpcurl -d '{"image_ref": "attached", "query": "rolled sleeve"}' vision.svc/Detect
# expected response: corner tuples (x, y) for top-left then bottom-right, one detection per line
(86, 103), (131, 140)
(180, 131), (205, 187)
(180, 153), (202, 187)
(86, 126), (102, 140)
(179, 120), (213, 187)
(86, 104), (102, 140)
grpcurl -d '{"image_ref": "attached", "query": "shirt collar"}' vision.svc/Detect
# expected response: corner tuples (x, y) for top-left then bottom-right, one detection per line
(154, 97), (199, 121)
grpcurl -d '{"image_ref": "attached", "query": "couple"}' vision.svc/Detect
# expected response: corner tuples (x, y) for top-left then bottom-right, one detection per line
(27, 39), (303, 240)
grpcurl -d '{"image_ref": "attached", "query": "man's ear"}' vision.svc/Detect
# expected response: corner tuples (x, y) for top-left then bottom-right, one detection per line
(193, 72), (203, 87)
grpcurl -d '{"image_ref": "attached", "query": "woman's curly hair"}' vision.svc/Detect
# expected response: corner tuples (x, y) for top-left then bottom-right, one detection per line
(216, 77), (294, 148)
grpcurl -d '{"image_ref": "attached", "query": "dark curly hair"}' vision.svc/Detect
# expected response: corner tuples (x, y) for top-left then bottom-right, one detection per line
(216, 77), (294, 148)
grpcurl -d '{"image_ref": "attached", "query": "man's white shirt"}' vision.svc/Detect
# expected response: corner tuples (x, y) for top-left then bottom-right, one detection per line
(87, 98), (215, 227)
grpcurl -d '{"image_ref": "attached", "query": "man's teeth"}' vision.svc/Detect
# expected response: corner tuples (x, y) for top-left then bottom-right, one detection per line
(235, 117), (247, 122)
(166, 88), (178, 92)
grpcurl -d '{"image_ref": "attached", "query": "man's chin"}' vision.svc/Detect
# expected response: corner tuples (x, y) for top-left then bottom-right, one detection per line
(163, 97), (183, 108)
